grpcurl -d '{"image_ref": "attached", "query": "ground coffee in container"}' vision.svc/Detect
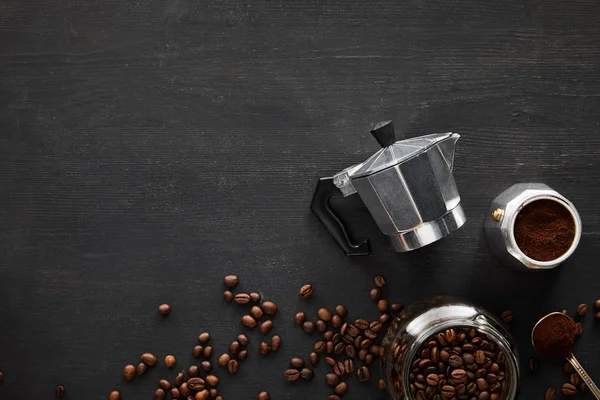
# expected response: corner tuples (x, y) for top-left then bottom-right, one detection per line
(485, 183), (582, 271)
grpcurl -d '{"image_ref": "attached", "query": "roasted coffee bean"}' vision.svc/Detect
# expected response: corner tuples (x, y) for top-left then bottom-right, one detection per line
(370, 321), (383, 332)
(250, 292), (261, 302)
(134, 362), (147, 375)
(204, 346), (213, 358)
(205, 375), (219, 386)
(370, 344), (381, 355)
(188, 365), (199, 377)
(318, 308), (333, 321)
(223, 290), (234, 303)
(175, 372), (184, 387)
(229, 341), (241, 354)
(528, 357), (539, 372)
(500, 310), (514, 323)
(200, 361), (212, 371)
(323, 330), (334, 341)
(316, 319), (327, 332)
(445, 328), (458, 344)
(250, 305), (264, 319)
(262, 301), (278, 316)
(379, 313), (391, 324)
(179, 383), (190, 397)
(346, 345), (356, 358)
(326, 372), (340, 386)
(188, 378), (206, 391)
(309, 352), (319, 366)
(333, 333), (342, 344)
(344, 358), (355, 374)
(364, 329), (377, 340)
(195, 389), (209, 400)
(303, 321), (315, 333)
(577, 303), (588, 316)
(426, 373), (439, 386)
(479, 391), (490, 400)
(141, 352), (158, 366)
(340, 322), (348, 335)
(159, 379), (171, 391)
(576, 322), (584, 336)
(271, 335), (281, 351)
(235, 293), (251, 304)
(238, 349), (249, 360)
(234, 334), (248, 346)
(431, 347), (439, 363)
(300, 368), (314, 379)
(314, 341), (326, 353)
(365, 354), (374, 365)
(331, 315), (343, 328)
(55, 385), (66, 398)
(327, 341), (335, 354)
(358, 348), (368, 360)
(361, 339), (372, 349)
(124, 364), (135, 380)
(193, 345), (203, 358)
(218, 353), (231, 367)
(570, 373), (581, 386)
(242, 315), (257, 328)
(347, 324), (360, 337)
(342, 334), (353, 345)
(294, 312), (306, 324)
(334, 361), (345, 376)
(257, 392), (269, 400)
(462, 352), (474, 365)
(209, 389), (218, 398)
(299, 284), (313, 299)
(441, 385), (456, 398)
(223, 275), (239, 287)
(353, 335), (362, 349)
(334, 382), (349, 395)
(373, 275), (386, 287)
(595, 312), (600, 320)
(391, 303), (404, 313)
(562, 383), (577, 395)
(290, 357), (305, 368)
(283, 369), (300, 381)
(544, 388), (556, 400)
(357, 365), (371, 382)
(378, 299), (389, 313)
(154, 388), (166, 400)
(451, 369), (467, 383)
(325, 356), (336, 366)
(217, 363), (236, 383)
(595, 299), (600, 309)
(355, 318), (369, 330)
(475, 349), (485, 364)
(158, 303), (171, 316)
(109, 390), (121, 400)
(259, 341), (271, 355)
(449, 354), (464, 368)
(369, 288), (382, 300)
(260, 320), (274, 334)
(335, 305), (348, 317)
(476, 378), (488, 391)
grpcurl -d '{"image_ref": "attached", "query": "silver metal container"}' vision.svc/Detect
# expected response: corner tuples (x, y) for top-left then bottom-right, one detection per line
(381, 297), (520, 400)
(484, 183), (582, 271)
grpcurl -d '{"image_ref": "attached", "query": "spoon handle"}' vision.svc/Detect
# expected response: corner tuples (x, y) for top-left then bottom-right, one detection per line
(567, 354), (600, 399)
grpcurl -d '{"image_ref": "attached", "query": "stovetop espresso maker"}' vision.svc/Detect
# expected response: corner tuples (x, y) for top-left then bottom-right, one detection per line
(311, 121), (466, 255)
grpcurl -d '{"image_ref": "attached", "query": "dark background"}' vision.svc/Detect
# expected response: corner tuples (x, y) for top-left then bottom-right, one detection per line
(1, 0), (599, 399)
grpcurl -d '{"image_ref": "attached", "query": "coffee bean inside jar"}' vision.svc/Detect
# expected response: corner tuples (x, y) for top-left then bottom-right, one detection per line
(381, 299), (520, 400)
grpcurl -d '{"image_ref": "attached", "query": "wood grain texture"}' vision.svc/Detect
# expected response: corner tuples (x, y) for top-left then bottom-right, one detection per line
(1, 0), (600, 398)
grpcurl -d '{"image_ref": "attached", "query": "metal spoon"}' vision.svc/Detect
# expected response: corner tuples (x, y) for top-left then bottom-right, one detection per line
(532, 312), (600, 399)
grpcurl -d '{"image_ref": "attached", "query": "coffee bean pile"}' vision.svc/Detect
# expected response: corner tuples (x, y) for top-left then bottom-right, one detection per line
(405, 327), (509, 400)
(284, 276), (402, 399)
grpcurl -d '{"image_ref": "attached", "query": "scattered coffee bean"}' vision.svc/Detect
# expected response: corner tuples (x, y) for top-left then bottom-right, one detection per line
(250, 306), (264, 319)
(170, 388), (179, 399)
(318, 308), (333, 321)
(334, 361), (345, 376)
(0, 371), (4, 381)
(224, 290), (234, 303)
(291, 357), (305, 368)
(528, 357), (539, 372)
(284, 369), (300, 381)
(379, 313), (390, 324)
(378, 379), (385, 390)
(355, 318), (369, 330)
(205, 375), (219, 386)
(154, 388), (166, 400)
(200, 360), (212, 371)
(188, 365), (199, 377)
(334, 382), (348, 395)
(325, 372), (340, 386)
(179, 382), (190, 396)
(335, 305), (348, 317)
(300, 368), (314, 379)
(577, 304), (588, 316)
(299, 284), (313, 299)
(377, 299), (388, 313)
(109, 390), (121, 400)
(228, 359), (239, 373)
(500, 310), (514, 323)
(327, 341), (335, 354)
(175, 372), (184, 386)
(242, 315), (257, 328)
(198, 332), (211, 344)
(209, 389), (218, 398)
(335, 342), (345, 355)
(323, 330), (334, 341)
(595, 299), (600, 309)
(238, 333), (249, 346)
(325, 356), (336, 366)
(309, 352), (319, 366)
(346, 345), (356, 358)
(314, 340), (326, 353)
(55, 384), (66, 398)
(159, 379), (171, 390)
(259, 341), (271, 355)
(262, 301), (278, 316)
(544, 389), (556, 400)
(570, 373), (581, 386)
(195, 389), (209, 400)
(562, 383), (577, 395)
(223, 275), (239, 288)
(358, 365), (371, 382)
(134, 362), (146, 376)
(158, 304), (171, 315)
(358, 348), (368, 360)
(369, 288), (382, 301)
(235, 293), (251, 304)
(294, 312), (306, 324)
(316, 319), (327, 332)
(575, 322), (584, 336)
(238, 349), (249, 361)
(303, 321), (315, 333)
(331, 314), (342, 328)
(250, 292), (261, 302)
(374, 275), (386, 287)
(364, 354), (374, 365)
(344, 358), (355, 373)
(260, 320), (274, 334)
(193, 345), (203, 358)
(188, 377), (206, 391)
(124, 364), (135, 380)
(204, 346), (213, 358)
(257, 392), (269, 400)
(271, 335), (281, 351)
(218, 353), (231, 367)
(596, 312), (600, 320)
(141, 352), (158, 366)
(390, 303), (404, 313)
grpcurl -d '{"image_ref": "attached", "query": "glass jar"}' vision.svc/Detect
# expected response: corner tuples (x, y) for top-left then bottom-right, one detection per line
(381, 297), (520, 399)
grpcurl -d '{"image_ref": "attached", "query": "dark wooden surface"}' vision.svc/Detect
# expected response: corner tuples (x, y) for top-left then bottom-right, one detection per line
(1, 0), (600, 398)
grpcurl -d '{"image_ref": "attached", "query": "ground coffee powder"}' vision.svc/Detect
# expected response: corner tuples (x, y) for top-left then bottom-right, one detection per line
(532, 313), (576, 358)
(514, 199), (575, 261)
